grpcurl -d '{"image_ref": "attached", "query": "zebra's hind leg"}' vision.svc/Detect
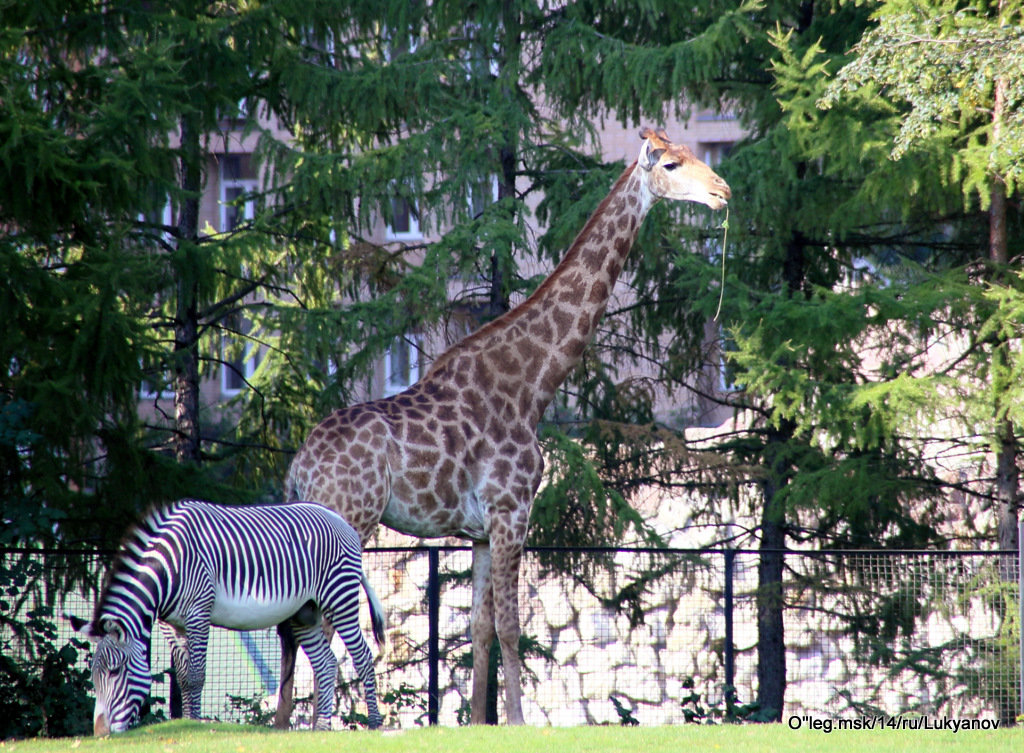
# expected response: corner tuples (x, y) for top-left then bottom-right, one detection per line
(322, 602), (382, 729)
(293, 622), (337, 731)
(276, 601), (322, 729)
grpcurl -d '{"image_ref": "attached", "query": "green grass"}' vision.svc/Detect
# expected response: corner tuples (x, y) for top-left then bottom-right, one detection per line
(1, 720), (1021, 753)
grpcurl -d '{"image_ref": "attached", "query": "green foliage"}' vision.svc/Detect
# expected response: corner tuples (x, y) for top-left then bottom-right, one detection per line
(537, 0), (764, 125)
(0, 555), (93, 738)
(679, 678), (774, 724)
(608, 695), (639, 726)
(336, 682), (427, 729)
(225, 693), (277, 728)
(0, 626), (93, 739)
(821, 0), (1024, 207)
(5, 0), (1022, 726)
(821, 556), (1020, 724)
(531, 426), (650, 551)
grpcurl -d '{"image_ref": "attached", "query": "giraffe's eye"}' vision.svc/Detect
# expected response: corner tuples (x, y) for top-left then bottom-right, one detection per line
(664, 163), (677, 171)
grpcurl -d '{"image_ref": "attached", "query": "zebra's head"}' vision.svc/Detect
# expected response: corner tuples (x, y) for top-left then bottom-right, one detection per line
(73, 617), (152, 735)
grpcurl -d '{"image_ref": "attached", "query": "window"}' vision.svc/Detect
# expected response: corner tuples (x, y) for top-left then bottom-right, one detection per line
(221, 315), (260, 396)
(718, 327), (741, 393)
(140, 201), (173, 236)
(461, 21), (500, 79)
(140, 373), (175, 400)
(699, 142), (734, 262)
(386, 196), (421, 240)
(699, 141), (733, 167)
(219, 154), (258, 233)
(696, 108), (738, 123)
(137, 195), (174, 253)
(469, 175), (499, 219)
(384, 32), (418, 63)
(840, 257), (881, 290)
(222, 344), (259, 396)
(384, 334), (421, 396)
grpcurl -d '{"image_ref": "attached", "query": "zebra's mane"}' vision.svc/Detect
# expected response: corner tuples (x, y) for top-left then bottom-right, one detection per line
(90, 501), (180, 630)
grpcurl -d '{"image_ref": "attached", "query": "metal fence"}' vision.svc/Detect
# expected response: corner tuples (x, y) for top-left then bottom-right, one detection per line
(1, 545), (1019, 728)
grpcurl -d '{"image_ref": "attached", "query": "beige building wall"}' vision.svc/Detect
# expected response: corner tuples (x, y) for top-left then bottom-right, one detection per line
(140, 110), (745, 436)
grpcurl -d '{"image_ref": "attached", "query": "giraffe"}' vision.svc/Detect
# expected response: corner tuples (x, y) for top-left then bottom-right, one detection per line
(280, 127), (730, 726)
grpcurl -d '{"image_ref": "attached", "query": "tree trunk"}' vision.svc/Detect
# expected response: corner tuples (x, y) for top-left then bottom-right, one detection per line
(174, 115), (202, 466)
(755, 224), (808, 719)
(757, 423), (791, 721)
(989, 73), (1019, 562)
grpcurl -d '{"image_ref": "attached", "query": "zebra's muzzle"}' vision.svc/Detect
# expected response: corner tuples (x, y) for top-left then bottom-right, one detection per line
(94, 712), (110, 737)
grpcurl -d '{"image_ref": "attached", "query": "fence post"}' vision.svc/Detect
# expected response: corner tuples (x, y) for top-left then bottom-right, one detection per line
(427, 547), (440, 725)
(169, 669), (182, 719)
(724, 548), (736, 710)
(1019, 521), (1023, 720)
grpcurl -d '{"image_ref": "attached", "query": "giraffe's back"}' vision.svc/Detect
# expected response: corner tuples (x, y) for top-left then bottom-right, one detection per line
(287, 373), (542, 543)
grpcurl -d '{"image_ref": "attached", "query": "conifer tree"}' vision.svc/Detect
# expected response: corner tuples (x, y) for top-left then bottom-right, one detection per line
(6, 0), (1018, 721)
(0, 1), (408, 545)
(725, 0), (1022, 715)
(820, 0), (1024, 554)
(541, 0), (1017, 717)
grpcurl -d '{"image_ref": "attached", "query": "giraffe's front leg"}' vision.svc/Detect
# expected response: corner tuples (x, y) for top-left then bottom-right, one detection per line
(470, 542), (496, 724)
(489, 530), (526, 725)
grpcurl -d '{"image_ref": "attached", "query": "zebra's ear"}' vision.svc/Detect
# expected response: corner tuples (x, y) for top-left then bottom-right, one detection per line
(65, 613), (92, 633)
(100, 619), (127, 643)
(65, 613), (113, 641)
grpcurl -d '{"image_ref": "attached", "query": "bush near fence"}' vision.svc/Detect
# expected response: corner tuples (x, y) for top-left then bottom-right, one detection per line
(0, 546), (1018, 732)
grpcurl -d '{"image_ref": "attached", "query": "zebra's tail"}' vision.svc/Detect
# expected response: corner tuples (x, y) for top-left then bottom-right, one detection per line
(362, 573), (386, 647)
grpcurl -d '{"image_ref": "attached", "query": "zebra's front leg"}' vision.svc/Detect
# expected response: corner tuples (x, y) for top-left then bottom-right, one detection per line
(293, 623), (337, 730)
(160, 622), (207, 720)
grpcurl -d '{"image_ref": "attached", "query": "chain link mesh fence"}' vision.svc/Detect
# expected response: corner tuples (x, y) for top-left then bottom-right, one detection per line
(2, 546), (1019, 729)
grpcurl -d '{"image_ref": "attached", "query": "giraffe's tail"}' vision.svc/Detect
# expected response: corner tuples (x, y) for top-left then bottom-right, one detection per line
(362, 573), (387, 647)
(283, 462), (300, 502)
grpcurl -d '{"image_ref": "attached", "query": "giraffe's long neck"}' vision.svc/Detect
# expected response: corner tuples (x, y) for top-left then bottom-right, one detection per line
(425, 161), (654, 425)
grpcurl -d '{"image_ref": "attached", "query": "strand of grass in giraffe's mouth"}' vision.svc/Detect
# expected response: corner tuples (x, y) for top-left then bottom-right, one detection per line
(713, 205), (729, 322)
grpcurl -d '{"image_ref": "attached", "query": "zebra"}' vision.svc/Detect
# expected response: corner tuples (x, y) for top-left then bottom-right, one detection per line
(70, 499), (385, 735)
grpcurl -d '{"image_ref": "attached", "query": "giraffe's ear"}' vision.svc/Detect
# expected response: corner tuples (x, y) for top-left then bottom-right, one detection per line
(639, 139), (665, 172)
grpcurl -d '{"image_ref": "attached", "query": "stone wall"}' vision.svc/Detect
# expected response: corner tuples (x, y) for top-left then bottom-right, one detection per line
(42, 545), (1018, 728)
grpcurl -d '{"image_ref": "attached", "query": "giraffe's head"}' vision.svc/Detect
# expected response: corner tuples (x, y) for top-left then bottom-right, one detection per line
(639, 127), (731, 210)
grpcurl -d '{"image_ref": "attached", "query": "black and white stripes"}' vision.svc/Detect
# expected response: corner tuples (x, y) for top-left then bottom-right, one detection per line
(77, 499), (383, 735)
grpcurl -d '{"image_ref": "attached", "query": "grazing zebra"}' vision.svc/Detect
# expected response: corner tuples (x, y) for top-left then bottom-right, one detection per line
(70, 499), (384, 735)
